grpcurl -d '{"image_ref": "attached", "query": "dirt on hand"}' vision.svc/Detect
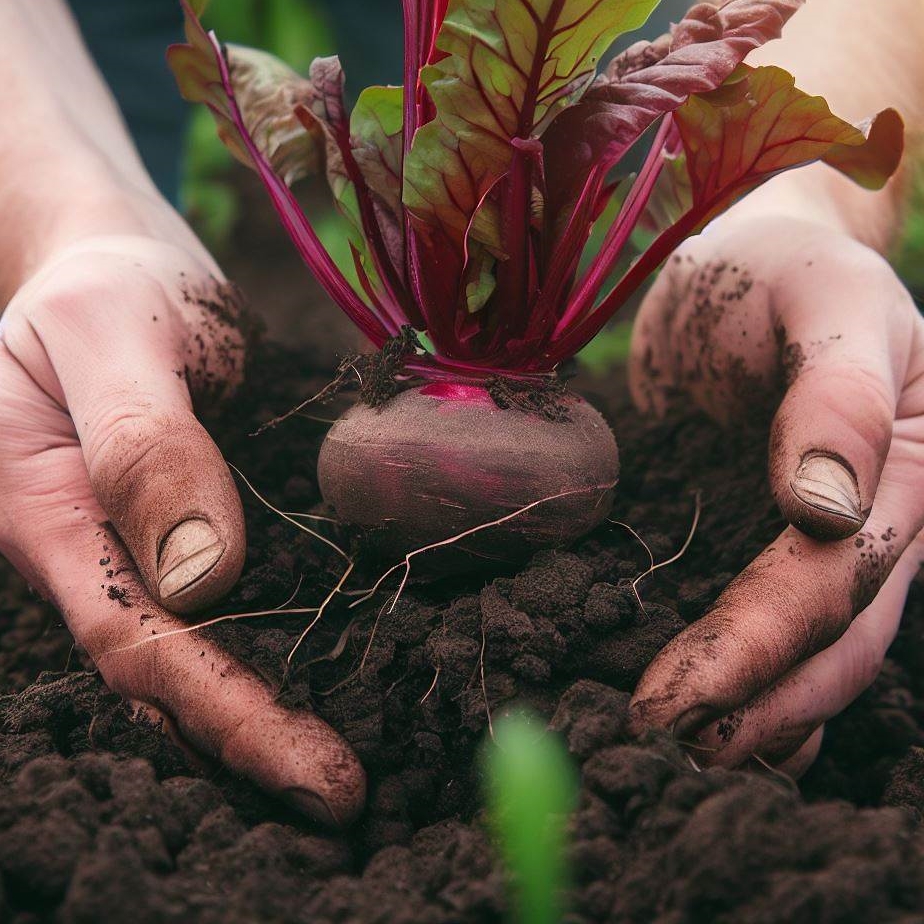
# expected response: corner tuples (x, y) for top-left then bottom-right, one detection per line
(1, 330), (923, 924)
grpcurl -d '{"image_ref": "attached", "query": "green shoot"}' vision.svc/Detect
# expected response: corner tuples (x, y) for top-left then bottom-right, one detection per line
(483, 712), (579, 924)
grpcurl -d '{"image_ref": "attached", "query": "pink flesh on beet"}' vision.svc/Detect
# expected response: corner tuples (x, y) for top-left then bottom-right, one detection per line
(419, 382), (495, 406)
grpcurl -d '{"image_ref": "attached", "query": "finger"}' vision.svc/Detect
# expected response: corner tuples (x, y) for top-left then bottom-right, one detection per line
(629, 242), (778, 423)
(775, 726), (823, 779)
(629, 254), (684, 418)
(0, 347), (364, 825)
(767, 241), (918, 540)
(3, 252), (245, 613)
(695, 536), (922, 768)
(629, 435), (924, 740)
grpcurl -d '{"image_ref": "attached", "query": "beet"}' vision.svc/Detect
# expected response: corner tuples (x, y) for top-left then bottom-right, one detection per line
(317, 383), (619, 565)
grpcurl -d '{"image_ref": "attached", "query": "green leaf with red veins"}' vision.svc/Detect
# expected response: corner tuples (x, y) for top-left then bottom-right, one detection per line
(548, 63), (904, 363)
(540, 0), (803, 268)
(673, 65), (903, 226)
(642, 150), (690, 232)
(350, 86), (408, 272)
(816, 108), (906, 191)
(167, 2), (402, 344)
(463, 248), (497, 314)
(403, 0), (660, 253)
(351, 86), (405, 217)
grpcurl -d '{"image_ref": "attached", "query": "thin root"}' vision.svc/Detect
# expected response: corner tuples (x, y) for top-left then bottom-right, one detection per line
(611, 490), (703, 614)
(480, 619), (494, 742)
(284, 560), (355, 673)
(751, 752), (800, 793)
(279, 510), (340, 524)
(104, 604), (320, 656)
(608, 518), (655, 613)
(419, 664), (441, 705)
(305, 616), (361, 666)
(276, 574), (304, 610)
(250, 366), (351, 436)
(229, 462), (350, 562)
(357, 599), (388, 683)
(351, 481), (617, 615)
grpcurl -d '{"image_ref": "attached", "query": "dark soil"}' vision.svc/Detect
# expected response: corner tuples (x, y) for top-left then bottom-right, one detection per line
(2, 178), (924, 923)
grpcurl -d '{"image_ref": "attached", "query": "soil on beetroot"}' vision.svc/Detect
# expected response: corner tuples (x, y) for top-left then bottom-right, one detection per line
(2, 181), (924, 923)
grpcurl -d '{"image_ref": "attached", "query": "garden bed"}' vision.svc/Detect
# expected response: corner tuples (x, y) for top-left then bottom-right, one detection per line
(1, 322), (923, 922)
(0, 162), (922, 921)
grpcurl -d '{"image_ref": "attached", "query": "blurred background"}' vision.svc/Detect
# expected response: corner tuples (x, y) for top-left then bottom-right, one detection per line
(70, 0), (924, 365)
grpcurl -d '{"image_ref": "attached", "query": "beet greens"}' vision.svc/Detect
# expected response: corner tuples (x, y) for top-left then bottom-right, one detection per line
(169, 0), (903, 382)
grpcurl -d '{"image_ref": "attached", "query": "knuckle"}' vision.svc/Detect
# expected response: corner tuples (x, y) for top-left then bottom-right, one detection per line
(178, 279), (248, 397)
(28, 264), (157, 331)
(797, 361), (895, 448)
(85, 404), (178, 501)
(844, 623), (886, 692)
(29, 279), (109, 328)
(83, 609), (171, 704)
(76, 614), (132, 689)
(838, 362), (894, 416)
(718, 558), (844, 682)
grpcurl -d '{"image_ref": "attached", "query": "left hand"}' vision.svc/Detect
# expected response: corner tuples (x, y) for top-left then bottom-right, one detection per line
(627, 213), (924, 775)
(0, 230), (365, 824)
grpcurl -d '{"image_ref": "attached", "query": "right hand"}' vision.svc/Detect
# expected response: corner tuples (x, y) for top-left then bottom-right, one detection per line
(0, 226), (365, 826)
(626, 214), (924, 776)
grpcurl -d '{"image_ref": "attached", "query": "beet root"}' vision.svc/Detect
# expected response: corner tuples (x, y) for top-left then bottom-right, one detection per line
(317, 383), (619, 566)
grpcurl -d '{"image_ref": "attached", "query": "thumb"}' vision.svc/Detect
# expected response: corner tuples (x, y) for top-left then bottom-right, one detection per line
(4, 255), (245, 612)
(768, 245), (913, 540)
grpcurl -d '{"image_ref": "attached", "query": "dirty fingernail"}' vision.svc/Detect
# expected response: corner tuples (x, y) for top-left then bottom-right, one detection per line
(756, 725), (817, 767)
(790, 452), (862, 523)
(672, 704), (720, 742)
(158, 518), (225, 601)
(284, 787), (341, 827)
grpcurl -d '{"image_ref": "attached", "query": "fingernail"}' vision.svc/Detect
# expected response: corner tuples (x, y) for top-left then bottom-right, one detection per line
(158, 518), (225, 600)
(284, 787), (341, 827)
(672, 704), (720, 742)
(790, 452), (862, 523)
(756, 725), (816, 766)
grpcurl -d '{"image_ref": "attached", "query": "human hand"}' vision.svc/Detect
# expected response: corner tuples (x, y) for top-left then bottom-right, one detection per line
(0, 229), (364, 825)
(627, 213), (924, 774)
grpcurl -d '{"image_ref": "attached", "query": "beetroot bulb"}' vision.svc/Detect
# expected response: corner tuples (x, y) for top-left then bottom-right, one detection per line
(318, 383), (618, 562)
(170, 0), (901, 563)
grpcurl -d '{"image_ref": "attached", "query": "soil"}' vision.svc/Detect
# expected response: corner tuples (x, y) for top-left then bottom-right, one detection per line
(2, 176), (924, 923)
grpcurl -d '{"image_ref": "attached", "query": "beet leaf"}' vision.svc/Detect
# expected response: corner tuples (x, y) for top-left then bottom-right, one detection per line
(547, 64), (904, 363)
(169, 0), (905, 382)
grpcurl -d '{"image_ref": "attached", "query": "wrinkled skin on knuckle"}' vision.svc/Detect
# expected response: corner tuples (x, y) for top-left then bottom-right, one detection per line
(29, 259), (171, 342)
(630, 531), (870, 734)
(810, 363), (895, 445)
(0, 312), (64, 405)
(94, 634), (166, 706)
(758, 722), (822, 766)
(5, 244), (248, 411)
(86, 405), (176, 500)
(843, 620), (889, 695)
